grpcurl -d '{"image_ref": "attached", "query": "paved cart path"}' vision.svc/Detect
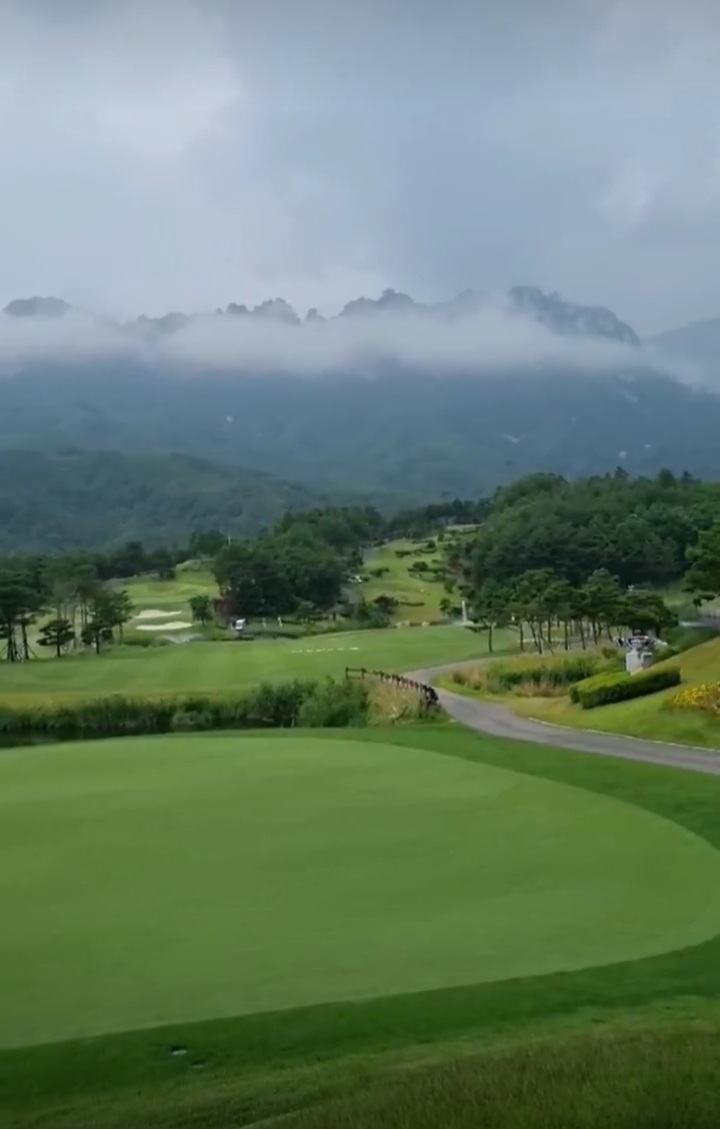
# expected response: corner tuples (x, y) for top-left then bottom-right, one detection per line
(405, 658), (720, 777)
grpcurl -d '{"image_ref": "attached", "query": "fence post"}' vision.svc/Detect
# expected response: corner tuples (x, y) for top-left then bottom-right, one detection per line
(343, 665), (439, 713)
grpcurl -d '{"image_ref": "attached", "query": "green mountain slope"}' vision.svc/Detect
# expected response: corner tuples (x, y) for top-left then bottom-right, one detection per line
(0, 448), (334, 553)
(3, 366), (720, 499)
(3, 287), (720, 503)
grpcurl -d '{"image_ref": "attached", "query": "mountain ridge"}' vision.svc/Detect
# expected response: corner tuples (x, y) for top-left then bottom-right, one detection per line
(2, 284), (640, 346)
(2, 284), (720, 520)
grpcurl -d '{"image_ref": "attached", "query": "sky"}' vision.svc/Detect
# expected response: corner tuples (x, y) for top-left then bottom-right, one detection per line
(0, 0), (718, 337)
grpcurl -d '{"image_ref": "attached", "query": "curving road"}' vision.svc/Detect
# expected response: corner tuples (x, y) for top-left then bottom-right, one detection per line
(405, 658), (720, 777)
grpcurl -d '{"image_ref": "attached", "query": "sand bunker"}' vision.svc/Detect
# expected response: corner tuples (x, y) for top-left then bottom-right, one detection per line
(134, 609), (184, 620)
(136, 620), (193, 632)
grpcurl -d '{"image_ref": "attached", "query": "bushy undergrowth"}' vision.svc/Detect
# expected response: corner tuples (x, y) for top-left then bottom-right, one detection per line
(451, 653), (617, 698)
(297, 680), (369, 727)
(571, 665), (681, 709)
(0, 676), (439, 746)
(0, 681), (314, 745)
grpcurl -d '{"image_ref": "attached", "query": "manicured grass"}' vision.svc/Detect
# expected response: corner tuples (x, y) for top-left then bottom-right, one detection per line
(513, 690), (720, 748)
(359, 539), (447, 623)
(3, 731), (719, 1049)
(0, 626), (504, 699)
(2, 727), (720, 1124)
(5, 725), (720, 1128)
(118, 563), (217, 616)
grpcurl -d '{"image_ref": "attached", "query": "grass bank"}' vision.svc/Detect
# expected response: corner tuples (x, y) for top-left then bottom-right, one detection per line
(0, 625), (504, 700)
(357, 539), (447, 624)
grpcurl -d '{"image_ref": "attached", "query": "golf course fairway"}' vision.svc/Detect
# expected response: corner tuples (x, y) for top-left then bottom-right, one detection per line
(2, 732), (720, 1050)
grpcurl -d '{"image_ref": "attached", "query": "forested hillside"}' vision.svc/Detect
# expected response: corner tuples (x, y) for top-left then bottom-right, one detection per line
(454, 469), (720, 650)
(3, 286), (720, 500)
(4, 368), (720, 501)
(0, 449), (334, 553)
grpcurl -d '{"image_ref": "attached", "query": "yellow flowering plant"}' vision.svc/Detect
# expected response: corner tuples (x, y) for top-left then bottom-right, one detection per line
(671, 683), (720, 717)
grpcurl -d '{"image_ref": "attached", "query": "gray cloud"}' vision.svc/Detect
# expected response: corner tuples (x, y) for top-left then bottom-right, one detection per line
(0, 302), (671, 382)
(0, 0), (718, 334)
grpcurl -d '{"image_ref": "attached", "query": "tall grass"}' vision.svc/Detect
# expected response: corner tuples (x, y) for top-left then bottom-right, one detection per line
(0, 679), (375, 745)
(0, 676), (440, 745)
(278, 1028), (720, 1128)
(367, 682), (434, 724)
(451, 653), (617, 697)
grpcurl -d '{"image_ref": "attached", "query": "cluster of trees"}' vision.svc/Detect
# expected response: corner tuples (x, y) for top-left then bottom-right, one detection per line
(449, 468), (720, 651)
(0, 532), (228, 662)
(0, 555), (134, 661)
(468, 469), (720, 592)
(275, 506), (386, 556)
(471, 567), (675, 654)
(214, 507), (384, 619)
(386, 498), (491, 539)
(685, 525), (720, 604)
(0, 506), (396, 661)
(9, 464), (720, 663)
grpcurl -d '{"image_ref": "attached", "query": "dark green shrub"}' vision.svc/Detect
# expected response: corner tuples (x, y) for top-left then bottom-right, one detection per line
(297, 679), (369, 728)
(170, 708), (215, 732)
(572, 665), (681, 710)
(0, 679), (327, 746)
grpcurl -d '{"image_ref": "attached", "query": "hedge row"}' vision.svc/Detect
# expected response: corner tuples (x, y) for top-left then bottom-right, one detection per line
(0, 678), (370, 746)
(570, 665), (681, 710)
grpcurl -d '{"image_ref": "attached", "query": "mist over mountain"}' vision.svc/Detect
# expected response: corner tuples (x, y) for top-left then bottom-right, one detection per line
(646, 318), (720, 382)
(0, 285), (646, 375)
(2, 0), (720, 553)
(1, 283), (719, 508)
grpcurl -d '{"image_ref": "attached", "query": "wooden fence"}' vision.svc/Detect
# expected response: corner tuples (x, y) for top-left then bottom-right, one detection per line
(345, 667), (439, 709)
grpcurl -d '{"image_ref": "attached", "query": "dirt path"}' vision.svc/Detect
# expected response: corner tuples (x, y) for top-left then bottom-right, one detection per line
(405, 659), (720, 777)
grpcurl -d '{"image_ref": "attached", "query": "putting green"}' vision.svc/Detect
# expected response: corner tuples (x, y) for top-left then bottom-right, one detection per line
(2, 734), (720, 1049)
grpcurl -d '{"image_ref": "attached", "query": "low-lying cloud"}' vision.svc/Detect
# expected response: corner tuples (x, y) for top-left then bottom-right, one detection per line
(2, 2), (720, 336)
(0, 300), (676, 381)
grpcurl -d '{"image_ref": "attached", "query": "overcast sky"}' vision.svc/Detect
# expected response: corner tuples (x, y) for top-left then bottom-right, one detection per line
(0, 0), (718, 336)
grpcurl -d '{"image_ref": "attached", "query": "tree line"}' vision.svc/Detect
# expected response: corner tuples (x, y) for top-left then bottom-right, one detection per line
(6, 467), (720, 663)
(453, 468), (720, 652)
(468, 468), (720, 591)
(0, 556), (135, 661)
(0, 506), (395, 660)
(469, 567), (676, 654)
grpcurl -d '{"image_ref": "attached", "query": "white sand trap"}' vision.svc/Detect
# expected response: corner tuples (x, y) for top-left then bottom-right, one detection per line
(134, 609), (184, 620)
(136, 620), (193, 632)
